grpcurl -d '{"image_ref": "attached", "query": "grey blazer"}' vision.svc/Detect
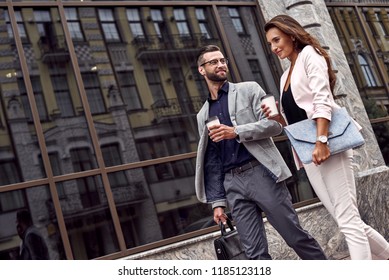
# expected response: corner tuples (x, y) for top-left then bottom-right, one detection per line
(195, 81), (292, 209)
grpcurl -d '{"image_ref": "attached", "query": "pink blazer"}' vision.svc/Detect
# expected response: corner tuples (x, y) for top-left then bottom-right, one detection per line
(279, 45), (360, 168)
(279, 45), (340, 121)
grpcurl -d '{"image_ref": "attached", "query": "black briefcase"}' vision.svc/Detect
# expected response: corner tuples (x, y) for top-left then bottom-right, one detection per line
(213, 218), (248, 260)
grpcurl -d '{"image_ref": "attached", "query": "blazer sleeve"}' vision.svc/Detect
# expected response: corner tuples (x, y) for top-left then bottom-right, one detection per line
(303, 47), (333, 120)
(234, 83), (283, 142)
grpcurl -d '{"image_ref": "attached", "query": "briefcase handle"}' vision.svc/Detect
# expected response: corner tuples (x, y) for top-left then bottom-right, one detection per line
(219, 218), (235, 236)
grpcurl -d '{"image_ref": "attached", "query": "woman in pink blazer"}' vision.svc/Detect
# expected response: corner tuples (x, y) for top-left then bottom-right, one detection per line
(263, 14), (389, 260)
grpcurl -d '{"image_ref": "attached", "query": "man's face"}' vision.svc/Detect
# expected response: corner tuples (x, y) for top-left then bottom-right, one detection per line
(16, 220), (26, 239)
(198, 51), (228, 82)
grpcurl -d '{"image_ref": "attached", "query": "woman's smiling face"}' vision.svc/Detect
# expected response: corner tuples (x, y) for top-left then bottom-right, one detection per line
(266, 27), (295, 60)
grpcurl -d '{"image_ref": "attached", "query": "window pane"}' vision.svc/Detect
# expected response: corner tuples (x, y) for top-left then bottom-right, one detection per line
(374, 12), (388, 36)
(229, 8), (245, 33)
(0, 186), (65, 260)
(117, 72), (142, 111)
(174, 8), (190, 36)
(363, 97), (389, 165)
(5, 11), (27, 40)
(102, 23), (120, 41)
(82, 73), (106, 114)
(0, 161), (21, 186)
(0, 9), (45, 184)
(98, 9), (113, 21)
(68, 22), (84, 40)
(127, 7), (145, 38)
(358, 55), (377, 87)
(372, 121), (389, 165)
(99, 9), (120, 41)
(145, 69), (166, 104)
(58, 176), (119, 259)
(65, 8), (84, 41)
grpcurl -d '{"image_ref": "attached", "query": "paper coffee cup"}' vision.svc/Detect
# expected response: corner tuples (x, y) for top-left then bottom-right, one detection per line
(206, 116), (220, 129)
(261, 95), (279, 117)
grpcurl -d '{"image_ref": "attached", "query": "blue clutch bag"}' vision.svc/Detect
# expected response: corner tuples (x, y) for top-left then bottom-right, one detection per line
(283, 107), (365, 164)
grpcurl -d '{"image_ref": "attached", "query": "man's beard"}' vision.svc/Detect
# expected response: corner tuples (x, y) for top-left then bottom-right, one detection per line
(206, 72), (227, 82)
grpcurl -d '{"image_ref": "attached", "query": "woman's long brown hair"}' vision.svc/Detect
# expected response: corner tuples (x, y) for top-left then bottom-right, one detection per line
(264, 15), (337, 95)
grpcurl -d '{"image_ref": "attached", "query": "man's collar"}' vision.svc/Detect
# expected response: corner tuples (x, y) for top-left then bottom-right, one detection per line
(207, 81), (229, 102)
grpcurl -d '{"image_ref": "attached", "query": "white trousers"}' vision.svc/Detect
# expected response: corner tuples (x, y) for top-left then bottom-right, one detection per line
(304, 149), (389, 260)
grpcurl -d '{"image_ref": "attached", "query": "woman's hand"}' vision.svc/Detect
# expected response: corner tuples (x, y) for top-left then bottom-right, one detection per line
(312, 142), (330, 165)
(313, 118), (330, 165)
(261, 101), (287, 126)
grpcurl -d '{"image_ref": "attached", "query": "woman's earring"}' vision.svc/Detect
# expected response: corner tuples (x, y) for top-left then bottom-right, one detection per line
(292, 38), (298, 50)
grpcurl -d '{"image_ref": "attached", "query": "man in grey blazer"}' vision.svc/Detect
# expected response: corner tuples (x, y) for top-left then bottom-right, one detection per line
(194, 45), (326, 260)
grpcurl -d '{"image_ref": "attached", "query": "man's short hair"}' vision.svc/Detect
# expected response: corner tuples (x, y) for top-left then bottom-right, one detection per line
(196, 45), (221, 66)
(16, 209), (33, 225)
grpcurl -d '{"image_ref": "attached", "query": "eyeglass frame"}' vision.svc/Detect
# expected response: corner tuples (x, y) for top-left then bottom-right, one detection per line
(200, 57), (229, 67)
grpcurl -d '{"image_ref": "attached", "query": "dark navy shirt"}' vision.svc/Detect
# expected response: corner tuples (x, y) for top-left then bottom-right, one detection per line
(208, 82), (255, 173)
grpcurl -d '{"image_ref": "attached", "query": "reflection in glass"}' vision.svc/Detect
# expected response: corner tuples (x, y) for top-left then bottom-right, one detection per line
(0, 186), (65, 260)
(228, 7), (246, 34)
(14, 7), (98, 176)
(1, 9), (45, 184)
(1, 2), (340, 259)
(108, 163), (212, 247)
(364, 97), (389, 165)
(116, 71), (142, 111)
(174, 8), (191, 36)
(196, 8), (212, 39)
(372, 121), (389, 165)
(328, 7), (386, 92)
(328, 6), (389, 164)
(126, 8), (145, 38)
(64, 8), (85, 41)
(11, 0), (55, 2)
(107, 167), (160, 248)
(99, 9), (121, 42)
(275, 140), (316, 203)
(5, 10), (27, 41)
(81, 72), (106, 115)
(58, 176), (119, 259)
(150, 8), (164, 38)
(18, 77), (49, 122)
(358, 54), (377, 87)
(64, 6), (221, 169)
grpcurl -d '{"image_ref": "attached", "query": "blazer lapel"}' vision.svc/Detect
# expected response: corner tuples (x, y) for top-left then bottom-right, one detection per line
(198, 102), (210, 133)
(228, 82), (238, 126)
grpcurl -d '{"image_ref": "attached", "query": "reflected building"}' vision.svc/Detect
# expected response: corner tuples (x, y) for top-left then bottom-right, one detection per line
(1, 3), (275, 260)
(328, 3), (389, 108)
(0, 0), (388, 260)
(326, 1), (389, 164)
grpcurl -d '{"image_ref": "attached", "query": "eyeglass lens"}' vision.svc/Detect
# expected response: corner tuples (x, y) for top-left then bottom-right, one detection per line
(202, 58), (228, 66)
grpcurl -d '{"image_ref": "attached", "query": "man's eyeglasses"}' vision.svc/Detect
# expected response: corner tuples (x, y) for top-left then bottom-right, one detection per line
(200, 58), (229, 67)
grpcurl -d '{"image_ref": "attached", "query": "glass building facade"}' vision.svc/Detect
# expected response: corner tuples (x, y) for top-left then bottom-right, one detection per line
(327, 1), (389, 164)
(0, 0), (388, 260)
